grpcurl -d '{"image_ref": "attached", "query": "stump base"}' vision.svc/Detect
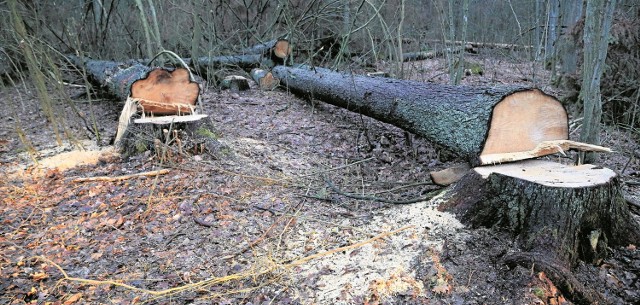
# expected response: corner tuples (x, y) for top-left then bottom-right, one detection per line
(438, 160), (640, 266)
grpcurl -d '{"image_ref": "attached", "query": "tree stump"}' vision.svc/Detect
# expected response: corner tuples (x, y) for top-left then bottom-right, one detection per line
(439, 160), (639, 265)
(118, 114), (223, 160)
(437, 159), (640, 304)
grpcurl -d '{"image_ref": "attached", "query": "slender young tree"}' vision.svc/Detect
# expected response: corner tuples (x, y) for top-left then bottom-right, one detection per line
(579, 0), (616, 163)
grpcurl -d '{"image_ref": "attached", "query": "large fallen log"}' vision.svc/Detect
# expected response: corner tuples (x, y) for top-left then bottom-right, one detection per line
(272, 65), (571, 166)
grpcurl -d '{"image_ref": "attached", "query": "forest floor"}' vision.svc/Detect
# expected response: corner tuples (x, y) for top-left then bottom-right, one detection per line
(1, 54), (640, 305)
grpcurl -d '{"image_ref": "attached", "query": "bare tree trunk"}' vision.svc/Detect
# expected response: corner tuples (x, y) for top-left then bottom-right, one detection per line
(579, 0), (616, 163)
(453, 0), (469, 85)
(545, 0), (560, 70)
(534, 0), (543, 60)
(558, 0), (584, 75)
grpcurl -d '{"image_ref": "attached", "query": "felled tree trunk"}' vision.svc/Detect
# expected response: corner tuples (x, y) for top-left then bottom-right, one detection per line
(402, 45), (476, 62)
(188, 39), (292, 75)
(250, 68), (279, 90)
(67, 55), (200, 115)
(272, 65), (570, 166)
(242, 38), (291, 65)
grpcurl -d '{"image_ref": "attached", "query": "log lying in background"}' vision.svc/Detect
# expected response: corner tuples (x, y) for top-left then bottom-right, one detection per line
(402, 45), (477, 62)
(188, 39), (292, 75)
(242, 38), (291, 65)
(272, 65), (569, 166)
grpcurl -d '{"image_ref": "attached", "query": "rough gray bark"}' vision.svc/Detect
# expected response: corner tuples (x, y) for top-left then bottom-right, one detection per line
(188, 54), (271, 76)
(545, 0), (560, 64)
(67, 55), (160, 100)
(272, 65), (561, 165)
(579, 0), (616, 163)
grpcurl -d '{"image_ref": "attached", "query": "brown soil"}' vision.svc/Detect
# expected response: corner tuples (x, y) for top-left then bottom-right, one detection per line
(1, 56), (639, 305)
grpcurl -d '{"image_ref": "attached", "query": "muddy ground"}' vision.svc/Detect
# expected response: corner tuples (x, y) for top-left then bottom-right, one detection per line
(1, 55), (639, 304)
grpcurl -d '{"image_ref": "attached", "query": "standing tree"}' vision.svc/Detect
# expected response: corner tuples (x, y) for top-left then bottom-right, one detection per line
(579, 0), (616, 163)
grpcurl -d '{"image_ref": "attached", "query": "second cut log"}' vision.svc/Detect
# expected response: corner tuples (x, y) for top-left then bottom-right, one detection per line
(272, 65), (568, 165)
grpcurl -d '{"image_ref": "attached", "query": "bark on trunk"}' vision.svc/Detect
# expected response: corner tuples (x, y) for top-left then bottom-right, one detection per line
(402, 45), (476, 62)
(272, 65), (568, 165)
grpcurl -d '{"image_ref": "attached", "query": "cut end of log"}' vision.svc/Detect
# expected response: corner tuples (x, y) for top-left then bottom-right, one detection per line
(250, 68), (280, 90)
(131, 68), (199, 115)
(479, 89), (568, 164)
(273, 39), (292, 59)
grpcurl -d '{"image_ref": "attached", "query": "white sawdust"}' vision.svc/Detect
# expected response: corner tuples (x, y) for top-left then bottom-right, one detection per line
(290, 192), (465, 304)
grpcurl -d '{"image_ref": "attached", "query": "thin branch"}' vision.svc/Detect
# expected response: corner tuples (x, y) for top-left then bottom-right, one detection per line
(72, 169), (170, 183)
(324, 176), (440, 204)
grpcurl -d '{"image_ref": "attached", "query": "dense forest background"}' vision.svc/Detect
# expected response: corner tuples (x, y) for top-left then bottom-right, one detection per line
(1, 0), (639, 146)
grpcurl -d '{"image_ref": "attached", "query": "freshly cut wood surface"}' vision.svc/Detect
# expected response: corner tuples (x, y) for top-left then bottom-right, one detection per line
(474, 159), (615, 187)
(272, 39), (292, 59)
(131, 68), (199, 115)
(250, 68), (279, 90)
(481, 89), (567, 156)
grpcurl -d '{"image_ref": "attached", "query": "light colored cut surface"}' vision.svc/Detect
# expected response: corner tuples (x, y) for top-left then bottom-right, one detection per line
(474, 159), (616, 188)
(131, 68), (199, 115)
(430, 164), (470, 186)
(481, 89), (567, 156)
(273, 40), (291, 59)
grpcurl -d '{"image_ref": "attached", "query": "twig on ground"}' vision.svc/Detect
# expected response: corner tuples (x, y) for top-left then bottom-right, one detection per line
(324, 176), (441, 204)
(224, 202), (298, 259)
(297, 157), (375, 178)
(72, 169), (170, 182)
